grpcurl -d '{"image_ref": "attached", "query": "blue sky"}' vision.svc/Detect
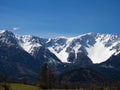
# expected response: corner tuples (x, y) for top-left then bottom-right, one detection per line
(0, 0), (120, 38)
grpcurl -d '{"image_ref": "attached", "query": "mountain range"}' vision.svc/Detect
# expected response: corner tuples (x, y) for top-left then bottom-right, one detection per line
(15, 31), (120, 64)
(0, 30), (120, 84)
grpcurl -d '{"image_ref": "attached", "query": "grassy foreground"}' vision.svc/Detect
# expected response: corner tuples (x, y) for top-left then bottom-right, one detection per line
(0, 83), (118, 90)
(0, 83), (38, 90)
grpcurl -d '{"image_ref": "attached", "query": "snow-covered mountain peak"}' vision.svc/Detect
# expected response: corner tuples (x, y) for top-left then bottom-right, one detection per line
(18, 35), (36, 42)
(16, 35), (42, 54)
(0, 30), (17, 45)
(0, 30), (15, 36)
(0, 30), (6, 34)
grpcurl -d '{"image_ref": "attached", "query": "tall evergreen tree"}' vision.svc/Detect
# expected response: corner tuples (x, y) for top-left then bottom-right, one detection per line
(37, 63), (56, 89)
(37, 63), (48, 89)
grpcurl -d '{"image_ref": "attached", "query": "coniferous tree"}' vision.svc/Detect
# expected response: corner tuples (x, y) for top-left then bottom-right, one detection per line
(37, 63), (48, 89)
(37, 63), (56, 89)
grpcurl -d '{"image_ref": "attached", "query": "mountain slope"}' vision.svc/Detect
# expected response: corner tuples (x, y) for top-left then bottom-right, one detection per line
(60, 68), (108, 83)
(100, 53), (120, 69)
(16, 34), (62, 65)
(0, 30), (62, 83)
(0, 32), (40, 83)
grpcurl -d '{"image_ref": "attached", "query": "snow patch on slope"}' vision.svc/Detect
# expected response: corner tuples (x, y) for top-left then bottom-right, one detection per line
(48, 38), (74, 63)
(86, 37), (116, 63)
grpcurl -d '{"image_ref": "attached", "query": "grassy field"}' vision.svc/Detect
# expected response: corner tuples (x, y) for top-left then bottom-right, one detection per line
(0, 83), (39, 90)
(0, 83), (119, 90)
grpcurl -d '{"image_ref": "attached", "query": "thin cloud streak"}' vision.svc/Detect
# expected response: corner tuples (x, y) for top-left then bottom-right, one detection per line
(12, 27), (19, 31)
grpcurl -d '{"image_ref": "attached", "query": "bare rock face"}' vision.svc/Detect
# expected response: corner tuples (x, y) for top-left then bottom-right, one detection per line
(67, 51), (92, 65)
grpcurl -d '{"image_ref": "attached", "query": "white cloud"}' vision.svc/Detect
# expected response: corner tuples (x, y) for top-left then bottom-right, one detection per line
(12, 27), (19, 31)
